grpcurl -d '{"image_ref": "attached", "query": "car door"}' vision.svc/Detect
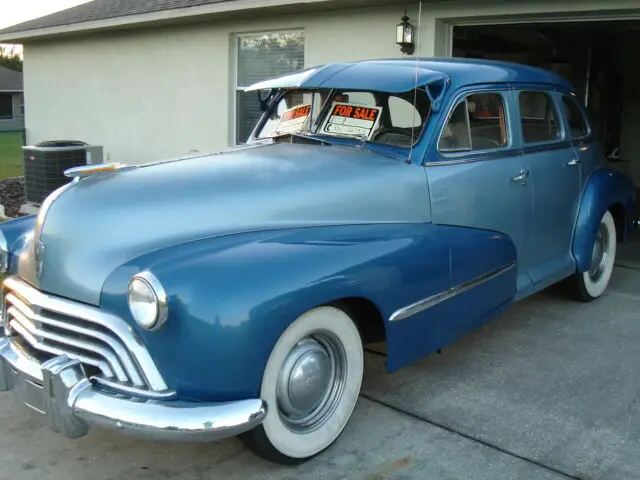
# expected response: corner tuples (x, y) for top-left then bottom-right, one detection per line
(515, 88), (582, 285)
(426, 87), (534, 300)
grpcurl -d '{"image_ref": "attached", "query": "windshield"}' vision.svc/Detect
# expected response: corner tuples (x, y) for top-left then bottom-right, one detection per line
(254, 87), (432, 148)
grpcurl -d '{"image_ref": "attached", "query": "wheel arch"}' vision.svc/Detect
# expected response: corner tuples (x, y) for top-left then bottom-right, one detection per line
(331, 296), (386, 345)
(572, 167), (636, 273)
(609, 202), (627, 242)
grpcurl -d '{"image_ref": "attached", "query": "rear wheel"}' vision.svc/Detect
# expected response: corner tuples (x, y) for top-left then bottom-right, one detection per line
(240, 306), (364, 465)
(573, 210), (617, 302)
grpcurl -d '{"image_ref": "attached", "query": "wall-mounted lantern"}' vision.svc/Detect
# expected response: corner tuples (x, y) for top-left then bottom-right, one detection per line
(396, 11), (415, 55)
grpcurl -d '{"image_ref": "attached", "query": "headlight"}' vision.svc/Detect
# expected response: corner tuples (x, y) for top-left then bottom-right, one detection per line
(127, 271), (168, 331)
(0, 229), (8, 274)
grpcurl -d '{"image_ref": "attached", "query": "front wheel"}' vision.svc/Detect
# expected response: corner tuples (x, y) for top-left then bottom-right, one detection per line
(240, 306), (364, 465)
(573, 210), (617, 302)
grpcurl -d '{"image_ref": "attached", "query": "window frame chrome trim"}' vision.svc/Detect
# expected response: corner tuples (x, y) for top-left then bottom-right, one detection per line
(560, 93), (592, 143)
(389, 262), (516, 323)
(435, 87), (513, 160)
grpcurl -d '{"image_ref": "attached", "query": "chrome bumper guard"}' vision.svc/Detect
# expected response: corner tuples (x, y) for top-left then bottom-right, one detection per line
(0, 338), (267, 442)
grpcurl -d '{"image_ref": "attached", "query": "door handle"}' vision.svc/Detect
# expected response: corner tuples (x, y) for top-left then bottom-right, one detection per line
(568, 158), (580, 166)
(512, 169), (529, 184)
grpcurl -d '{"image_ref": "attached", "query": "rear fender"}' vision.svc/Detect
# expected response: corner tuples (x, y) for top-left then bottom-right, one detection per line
(572, 167), (636, 272)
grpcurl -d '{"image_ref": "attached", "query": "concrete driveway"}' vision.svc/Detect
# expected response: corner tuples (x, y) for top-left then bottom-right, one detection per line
(1, 260), (639, 479)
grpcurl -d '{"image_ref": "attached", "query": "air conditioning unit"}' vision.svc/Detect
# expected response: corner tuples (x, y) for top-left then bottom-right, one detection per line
(22, 140), (104, 206)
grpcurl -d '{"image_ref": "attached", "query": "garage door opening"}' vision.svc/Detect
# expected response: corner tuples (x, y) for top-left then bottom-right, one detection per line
(453, 20), (640, 265)
(453, 21), (640, 187)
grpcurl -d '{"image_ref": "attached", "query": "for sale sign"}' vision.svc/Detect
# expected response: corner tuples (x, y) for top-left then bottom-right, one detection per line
(320, 103), (382, 140)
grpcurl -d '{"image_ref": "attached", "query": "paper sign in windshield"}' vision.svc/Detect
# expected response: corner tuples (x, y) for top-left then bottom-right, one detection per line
(320, 103), (382, 139)
(274, 104), (312, 135)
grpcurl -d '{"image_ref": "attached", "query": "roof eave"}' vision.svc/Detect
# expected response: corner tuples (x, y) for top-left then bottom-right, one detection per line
(0, 0), (328, 43)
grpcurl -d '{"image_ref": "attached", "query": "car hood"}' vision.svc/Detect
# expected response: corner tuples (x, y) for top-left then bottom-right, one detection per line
(17, 142), (430, 305)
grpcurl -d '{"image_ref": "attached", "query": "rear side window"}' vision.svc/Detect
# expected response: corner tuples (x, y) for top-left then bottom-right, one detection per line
(518, 91), (561, 144)
(562, 96), (589, 139)
(438, 92), (508, 153)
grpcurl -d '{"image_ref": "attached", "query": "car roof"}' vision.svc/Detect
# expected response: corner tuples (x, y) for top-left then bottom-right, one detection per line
(245, 57), (575, 94)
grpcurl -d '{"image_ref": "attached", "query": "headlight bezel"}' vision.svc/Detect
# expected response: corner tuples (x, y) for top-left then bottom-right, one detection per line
(127, 271), (168, 332)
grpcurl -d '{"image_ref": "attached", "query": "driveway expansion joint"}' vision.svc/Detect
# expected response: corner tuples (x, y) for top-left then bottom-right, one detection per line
(359, 392), (585, 480)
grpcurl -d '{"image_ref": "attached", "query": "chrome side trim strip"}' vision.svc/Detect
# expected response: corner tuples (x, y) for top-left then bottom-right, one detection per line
(389, 262), (516, 322)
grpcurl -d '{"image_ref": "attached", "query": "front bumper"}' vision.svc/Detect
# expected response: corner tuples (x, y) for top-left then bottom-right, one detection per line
(0, 338), (267, 442)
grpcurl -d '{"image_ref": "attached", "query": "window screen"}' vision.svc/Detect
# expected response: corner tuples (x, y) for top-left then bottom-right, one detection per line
(438, 93), (508, 153)
(519, 91), (561, 144)
(235, 30), (305, 143)
(562, 96), (588, 139)
(0, 94), (12, 119)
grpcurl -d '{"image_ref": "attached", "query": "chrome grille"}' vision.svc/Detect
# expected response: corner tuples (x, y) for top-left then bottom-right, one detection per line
(2, 275), (171, 397)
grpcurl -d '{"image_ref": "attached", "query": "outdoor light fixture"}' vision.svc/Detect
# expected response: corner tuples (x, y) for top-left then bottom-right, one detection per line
(396, 11), (415, 55)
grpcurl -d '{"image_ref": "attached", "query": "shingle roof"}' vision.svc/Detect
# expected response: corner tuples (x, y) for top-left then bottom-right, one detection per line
(0, 66), (23, 91)
(0, 0), (235, 34)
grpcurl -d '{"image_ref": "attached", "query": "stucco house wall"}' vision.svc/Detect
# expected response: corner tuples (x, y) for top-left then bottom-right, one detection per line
(17, 0), (640, 164)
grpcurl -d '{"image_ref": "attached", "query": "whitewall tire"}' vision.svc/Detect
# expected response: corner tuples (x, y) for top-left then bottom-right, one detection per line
(574, 210), (617, 302)
(240, 305), (364, 464)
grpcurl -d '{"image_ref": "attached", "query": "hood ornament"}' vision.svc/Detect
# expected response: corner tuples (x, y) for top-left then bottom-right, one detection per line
(64, 163), (135, 181)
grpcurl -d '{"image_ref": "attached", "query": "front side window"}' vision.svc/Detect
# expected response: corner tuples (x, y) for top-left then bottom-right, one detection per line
(562, 95), (589, 139)
(255, 87), (432, 149)
(519, 91), (562, 144)
(0, 94), (12, 119)
(438, 92), (508, 153)
(235, 30), (305, 144)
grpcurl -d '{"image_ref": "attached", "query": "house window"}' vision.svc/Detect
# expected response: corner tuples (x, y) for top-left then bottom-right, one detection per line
(0, 94), (13, 120)
(235, 30), (305, 144)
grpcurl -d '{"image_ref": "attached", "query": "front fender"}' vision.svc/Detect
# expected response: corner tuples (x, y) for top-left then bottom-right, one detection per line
(572, 167), (636, 272)
(100, 223), (447, 402)
(0, 215), (36, 273)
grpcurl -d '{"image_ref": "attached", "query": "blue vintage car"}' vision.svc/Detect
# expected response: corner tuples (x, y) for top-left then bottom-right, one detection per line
(0, 58), (635, 464)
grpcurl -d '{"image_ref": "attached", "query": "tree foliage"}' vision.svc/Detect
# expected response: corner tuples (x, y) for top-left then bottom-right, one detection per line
(0, 46), (22, 72)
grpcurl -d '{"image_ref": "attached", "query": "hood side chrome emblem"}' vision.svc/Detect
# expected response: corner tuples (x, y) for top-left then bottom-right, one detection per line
(34, 240), (45, 281)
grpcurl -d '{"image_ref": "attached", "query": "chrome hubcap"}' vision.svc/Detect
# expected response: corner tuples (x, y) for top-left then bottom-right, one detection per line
(277, 332), (347, 433)
(589, 222), (610, 282)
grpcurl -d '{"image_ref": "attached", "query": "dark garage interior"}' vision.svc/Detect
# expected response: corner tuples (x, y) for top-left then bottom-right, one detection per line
(453, 20), (640, 265)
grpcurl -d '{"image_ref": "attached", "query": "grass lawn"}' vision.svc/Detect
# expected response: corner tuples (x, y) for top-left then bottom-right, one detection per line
(0, 131), (24, 179)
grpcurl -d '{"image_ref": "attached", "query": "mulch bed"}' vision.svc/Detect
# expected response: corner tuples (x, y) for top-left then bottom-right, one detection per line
(0, 177), (28, 218)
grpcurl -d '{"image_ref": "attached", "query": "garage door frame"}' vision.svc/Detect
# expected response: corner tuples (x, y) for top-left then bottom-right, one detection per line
(441, 11), (640, 57)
